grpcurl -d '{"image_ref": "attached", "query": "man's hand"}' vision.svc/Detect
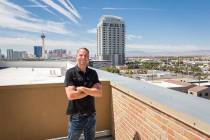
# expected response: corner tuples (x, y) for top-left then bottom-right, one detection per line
(65, 86), (88, 100)
(76, 84), (102, 97)
(76, 86), (85, 93)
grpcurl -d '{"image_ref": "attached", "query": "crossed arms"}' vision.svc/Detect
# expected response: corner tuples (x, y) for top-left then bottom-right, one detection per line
(65, 83), (102, 100)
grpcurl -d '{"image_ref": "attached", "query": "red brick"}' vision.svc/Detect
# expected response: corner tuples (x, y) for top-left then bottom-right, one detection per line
(111, 89), (210, 140)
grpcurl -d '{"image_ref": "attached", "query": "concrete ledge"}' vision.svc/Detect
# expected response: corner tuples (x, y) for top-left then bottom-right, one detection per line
(111, 83), (210, 136)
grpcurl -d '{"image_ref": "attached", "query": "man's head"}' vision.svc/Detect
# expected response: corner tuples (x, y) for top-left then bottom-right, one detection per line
(76, 48), (89, 69)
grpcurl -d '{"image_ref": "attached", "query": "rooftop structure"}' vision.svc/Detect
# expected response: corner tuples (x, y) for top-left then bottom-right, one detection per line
(189, 86), (208, 92)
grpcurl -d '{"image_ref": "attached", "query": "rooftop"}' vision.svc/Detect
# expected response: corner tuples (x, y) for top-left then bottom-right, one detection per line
(164, 79), (193, 87)
(1, 61), (210, 139)
(188, 86), (209, 92)
(146, 80), (183, 88)
(0, 67), (65, 86)
(0, 61), (74, 86)
(1, 66), (210, 126)
(96, 69), (210, 126)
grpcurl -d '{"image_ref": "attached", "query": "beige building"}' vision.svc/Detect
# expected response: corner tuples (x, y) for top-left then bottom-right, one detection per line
(188, 86), (210, 99)
(164, 79), (196, 93)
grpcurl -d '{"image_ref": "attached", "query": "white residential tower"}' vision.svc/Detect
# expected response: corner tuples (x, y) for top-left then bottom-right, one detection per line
(97, 15), (125, 65)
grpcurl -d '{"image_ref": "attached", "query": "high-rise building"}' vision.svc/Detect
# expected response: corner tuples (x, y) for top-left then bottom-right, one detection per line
(6, 49), (26, 61)
(13, 51), (25, 60)
(13, 51), (23, 60)
(48, 49), (67, 59)
(41, 32), (47, 59)
(7, 49), (13, 61)
(97, 15), (125, 65)
(0, 49), (2, 60)
(34, 46), (42, 58)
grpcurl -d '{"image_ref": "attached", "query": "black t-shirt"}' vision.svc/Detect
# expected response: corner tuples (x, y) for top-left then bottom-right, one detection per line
(64, 66), (100, 115)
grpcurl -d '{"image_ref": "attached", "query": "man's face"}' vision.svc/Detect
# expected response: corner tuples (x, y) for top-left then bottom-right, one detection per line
(76, 49), (89, 67)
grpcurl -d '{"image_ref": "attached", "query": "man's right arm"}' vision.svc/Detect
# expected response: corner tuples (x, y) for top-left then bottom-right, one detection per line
(65, 86), (88, 100)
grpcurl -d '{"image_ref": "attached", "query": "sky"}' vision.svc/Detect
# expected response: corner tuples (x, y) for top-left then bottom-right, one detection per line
(0, 0), (210, 56)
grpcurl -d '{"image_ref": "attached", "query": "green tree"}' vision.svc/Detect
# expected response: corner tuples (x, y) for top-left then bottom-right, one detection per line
(102, 66), (119, 74)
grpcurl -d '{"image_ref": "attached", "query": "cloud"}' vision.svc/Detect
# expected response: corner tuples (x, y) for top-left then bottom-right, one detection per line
(0, 0), (31, 19)
(102, 7), (164, 11)
(39, 0), (80, 23)
(62, 0), (81, 19)
(29, 0), (58, 17)
(87, 28), (97, 34)
(127, 44), (203, 52)
(80, 7), (96, 10)
(80, 7), (163, 11)
(126, 34), (143, 40)
(23, 5), (48, 8)
(0, 36), (208, 57)
(0, 36), (95, 52)
(0, 0), (70, 34)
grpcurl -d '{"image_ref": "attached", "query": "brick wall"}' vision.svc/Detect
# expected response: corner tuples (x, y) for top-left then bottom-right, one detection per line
(112, 87), (210, 140)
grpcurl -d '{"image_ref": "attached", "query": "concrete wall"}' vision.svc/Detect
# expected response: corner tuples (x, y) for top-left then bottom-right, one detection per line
(0, 81), (112, 140)
(1, 78), (210, 140)
(111, 85), (210, 140)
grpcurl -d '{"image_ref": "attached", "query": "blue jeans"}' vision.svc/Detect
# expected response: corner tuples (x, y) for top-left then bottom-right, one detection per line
(67, 113), (96, 140)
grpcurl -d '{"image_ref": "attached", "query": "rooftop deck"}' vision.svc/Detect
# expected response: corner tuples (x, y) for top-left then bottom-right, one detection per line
(0, 62), (210, 139)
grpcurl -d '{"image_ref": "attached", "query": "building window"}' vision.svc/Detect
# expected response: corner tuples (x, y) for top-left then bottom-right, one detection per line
(205, 93), (208, 96)
(198, 93), (202, 97)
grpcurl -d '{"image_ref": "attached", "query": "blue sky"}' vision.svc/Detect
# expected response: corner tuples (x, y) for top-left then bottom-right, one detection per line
(0, 0), (210, 56)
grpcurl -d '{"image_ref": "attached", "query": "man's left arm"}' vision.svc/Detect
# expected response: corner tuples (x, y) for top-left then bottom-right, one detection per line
(77, 83), (102, 97)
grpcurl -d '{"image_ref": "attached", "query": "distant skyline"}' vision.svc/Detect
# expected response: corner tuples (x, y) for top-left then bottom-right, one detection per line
(0, 0), (210, 56)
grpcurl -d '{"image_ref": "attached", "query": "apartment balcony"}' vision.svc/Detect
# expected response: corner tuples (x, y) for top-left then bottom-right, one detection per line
(0, 67), (210, 140)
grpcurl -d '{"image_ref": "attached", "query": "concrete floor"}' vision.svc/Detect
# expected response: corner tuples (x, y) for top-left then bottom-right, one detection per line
(79, 136), (112, 140)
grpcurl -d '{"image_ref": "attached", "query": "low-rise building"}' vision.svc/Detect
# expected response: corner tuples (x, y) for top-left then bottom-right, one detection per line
(188, 86), (210, 99)
(164, 79), (196, 93)
(89, 60), (111, 69)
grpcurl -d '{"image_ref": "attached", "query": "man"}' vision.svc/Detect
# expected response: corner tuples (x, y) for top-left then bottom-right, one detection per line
(64, 48), (102, 140)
